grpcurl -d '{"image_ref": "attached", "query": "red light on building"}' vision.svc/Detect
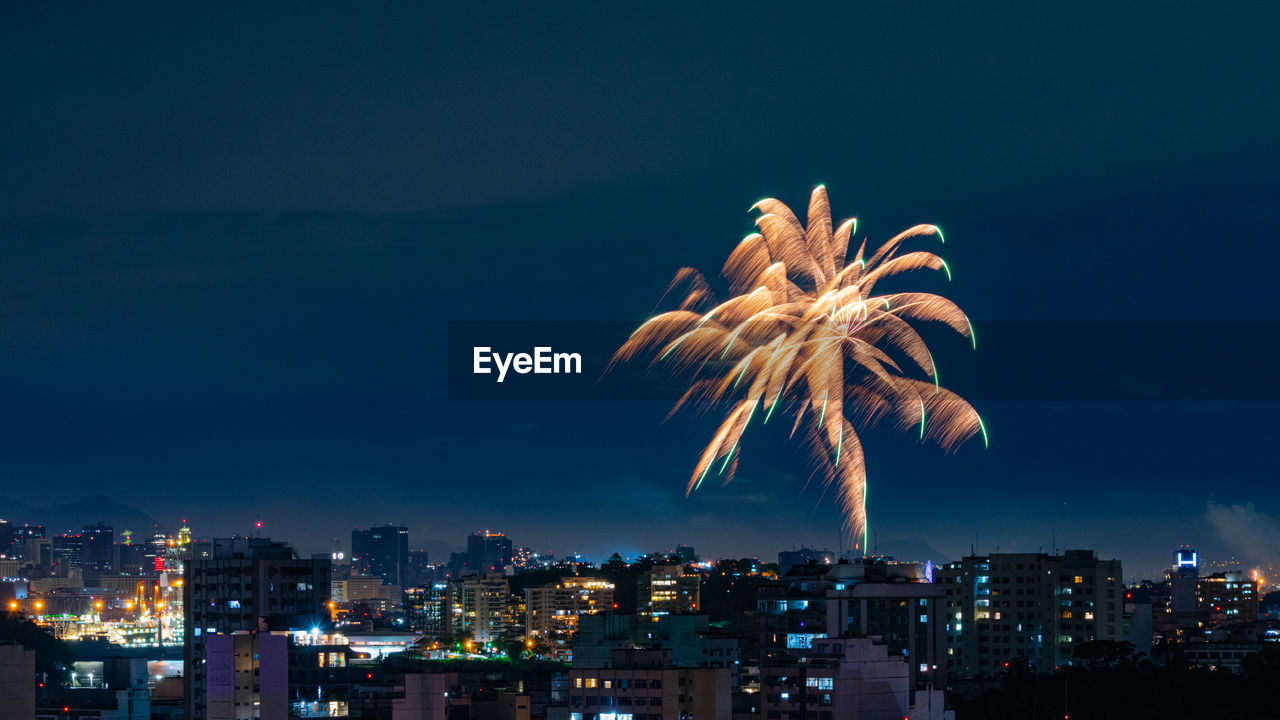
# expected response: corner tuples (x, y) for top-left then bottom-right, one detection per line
(154, 557), (166, 572)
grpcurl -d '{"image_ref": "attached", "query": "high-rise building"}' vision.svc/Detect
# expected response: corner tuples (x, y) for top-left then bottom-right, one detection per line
(1173, 546), (1199, 579)
(823, 559), (948, 698)
(351, 524), (409, 588)
(182, 537), (331, 720)
(467, 531), (514, 576)
(637, 565), (700, 616)
(51, 533), (84, 577)
(756, 562), (835, 656)
(450, 574), (510, 644)
(526, 577), (615, 656)
(404, 583), (451, 637)
(82, 522), (114, 574)
(938, 549), (1125, 676)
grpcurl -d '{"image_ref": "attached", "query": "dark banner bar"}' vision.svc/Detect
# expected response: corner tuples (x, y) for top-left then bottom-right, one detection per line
(447, 321), (1280, 401)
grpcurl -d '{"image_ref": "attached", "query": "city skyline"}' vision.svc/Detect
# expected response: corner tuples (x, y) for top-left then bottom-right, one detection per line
(3, 5), (1280, 589)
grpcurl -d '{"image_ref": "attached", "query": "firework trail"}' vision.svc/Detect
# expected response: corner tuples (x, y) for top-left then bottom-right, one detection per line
(613, 187), (986, 550)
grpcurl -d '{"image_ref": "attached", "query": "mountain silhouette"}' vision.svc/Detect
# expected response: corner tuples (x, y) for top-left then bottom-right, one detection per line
(0, 495), (163, 536)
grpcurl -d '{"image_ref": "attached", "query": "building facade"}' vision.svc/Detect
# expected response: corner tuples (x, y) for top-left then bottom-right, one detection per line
(760, 637), (949, 720)
(526, 577), (615, 657)
(568, 648), (731, 720)
(467, 532), (514, 576)
(938, 550), (1124, 676)
(351, 525), (410, 588)
(183, 537), (331, 720)
(637, 565), (700, 616)
(451, 574), (511, 644)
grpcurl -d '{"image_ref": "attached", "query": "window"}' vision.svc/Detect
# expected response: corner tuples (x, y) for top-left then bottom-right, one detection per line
(805, 677), (833, 690)
(586, 679), (599, 689)
(574, 678), (583, 688)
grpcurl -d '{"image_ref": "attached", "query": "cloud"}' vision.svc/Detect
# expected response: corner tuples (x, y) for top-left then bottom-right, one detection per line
(1205, 501), (1280, 566)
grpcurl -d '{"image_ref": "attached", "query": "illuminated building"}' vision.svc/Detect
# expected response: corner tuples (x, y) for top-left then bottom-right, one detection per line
(756, 562), (834, 657)
(938, 550), (1124, 676)
(51, 533), (84, 577)
(636, 565), (699, 616)
(1173, 546), (1199, 579)
(404, 583), (451, 637)
(82, 522), (114, 574)
(525, 577), (615, 657)
(567, 648), (731, 720)
(1170, 571), (1258, 631)
(450, 574), (510, 644)
(12, 525), (47, 569)
(824, 559), (947, 698)
(760, 637), (948, 720)
(467, 531), (514, 576)
(334, 575), (392, 604)
(351, 524), (410, 588)
(183, 537), (331, 720)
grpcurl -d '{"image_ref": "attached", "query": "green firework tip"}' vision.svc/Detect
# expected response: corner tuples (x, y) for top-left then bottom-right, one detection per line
(764, 395), (780, 424)
(967, 318), (977, 350)
(935, 226), (946, 244)
(919, 399), (926, 440)
(718, 444), (737, 475)
(977, 413), (989, 448)
(939, 258), (952, 281)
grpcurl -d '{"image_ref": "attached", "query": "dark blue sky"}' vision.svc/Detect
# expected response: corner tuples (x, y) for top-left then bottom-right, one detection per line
(2, 4), (1279, 578)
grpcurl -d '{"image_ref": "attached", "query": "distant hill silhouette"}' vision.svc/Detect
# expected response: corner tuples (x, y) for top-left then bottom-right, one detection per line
(0, 495), (162, 536)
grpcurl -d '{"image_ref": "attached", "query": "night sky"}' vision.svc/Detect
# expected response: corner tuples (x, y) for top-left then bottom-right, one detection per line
(3, 4), (1279, 579)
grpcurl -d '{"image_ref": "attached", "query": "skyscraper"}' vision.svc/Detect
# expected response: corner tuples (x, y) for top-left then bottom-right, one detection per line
(82, 522), (114, 574)
(450, 574), (510, 644)
(350, 524), (409, 588)
(182, 537), (331, 720)
(466, 531), (513, 576)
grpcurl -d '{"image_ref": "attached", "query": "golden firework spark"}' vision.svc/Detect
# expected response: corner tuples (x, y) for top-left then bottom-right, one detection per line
(614, 187), (986, 550)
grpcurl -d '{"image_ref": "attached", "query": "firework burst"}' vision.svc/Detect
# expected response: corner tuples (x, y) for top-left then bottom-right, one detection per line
(613, 187), (986, 550)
